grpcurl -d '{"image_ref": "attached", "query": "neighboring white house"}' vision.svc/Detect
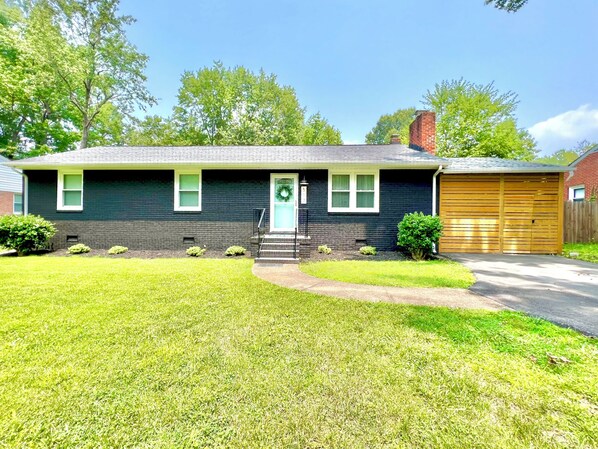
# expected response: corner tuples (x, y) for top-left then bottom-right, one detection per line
(0, 155), (23, 215)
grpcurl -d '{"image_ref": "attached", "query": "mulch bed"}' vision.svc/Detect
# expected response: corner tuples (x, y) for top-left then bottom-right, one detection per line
(307, 250), (410, 262)
(43, 249), (253, 259)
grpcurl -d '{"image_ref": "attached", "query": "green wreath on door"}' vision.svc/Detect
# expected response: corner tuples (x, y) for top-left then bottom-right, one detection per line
(275, 184), (293, 202)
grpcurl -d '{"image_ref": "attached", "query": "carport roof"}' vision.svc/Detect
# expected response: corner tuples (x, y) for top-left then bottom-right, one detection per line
(442, 157), (570, 173)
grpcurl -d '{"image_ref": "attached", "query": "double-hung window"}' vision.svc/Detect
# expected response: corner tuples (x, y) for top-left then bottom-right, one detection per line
(57, 171), (83, 211)
(328, 170), (379, 213)
(174, 170), (202, 211)
(13, 193), (23, 214)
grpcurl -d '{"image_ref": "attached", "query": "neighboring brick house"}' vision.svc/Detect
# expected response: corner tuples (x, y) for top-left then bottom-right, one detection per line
(0, 155), (23, 215)
(4, 112), (569, 259)
(565, 145), (598, 201)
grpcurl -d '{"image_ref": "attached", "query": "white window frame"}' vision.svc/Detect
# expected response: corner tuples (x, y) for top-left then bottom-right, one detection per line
(13, 193), (23, 215)
(328, 170), (380, 213)
(569, 185), (585, 202)
(57, 170), (84, 211)
(174, 169), (202, 212)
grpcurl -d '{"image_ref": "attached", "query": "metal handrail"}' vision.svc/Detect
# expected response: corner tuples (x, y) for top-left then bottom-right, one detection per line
(253, 208), (266, 258)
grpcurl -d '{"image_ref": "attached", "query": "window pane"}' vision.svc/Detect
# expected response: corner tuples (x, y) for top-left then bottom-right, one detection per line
(331, 191), (350, 208)
(357, 175), (374, 191)
(179, 174), (199, 191)
(332, 175), (350, 191)
(180, 191), (199, 207)
(13, 194), (23, 214)
(63, 174), (82, 190)
(573, 188), (585, 200)
(357, 192), (375, 208)
(63, 191), (82, 206)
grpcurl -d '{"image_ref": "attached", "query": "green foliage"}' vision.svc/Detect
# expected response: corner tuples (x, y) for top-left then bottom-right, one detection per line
(317, 244), (332, 255)
(301, 113), (342, 145)
(563, 243), (598, 264)
(359, 246), (377, 256)
(535, 141), (596, 166)
(423, 79), (537, 160)
(108, 245), (128, 255)
(365, 107), (416, 144)
(0, 214), (56, 255)
(186, 246), (207, 257)
(485, 0), (528, 12)
(225, 245), (246, 256)
(68, 243), (91, 254)
(125, 115), (185, 146)
(397, 212), (443, 261)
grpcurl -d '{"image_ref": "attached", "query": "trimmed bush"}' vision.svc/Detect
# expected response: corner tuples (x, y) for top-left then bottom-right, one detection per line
(186, 246), (207, 257)
(108, 246), (128, 255)
(359, 246), (377, 256)
(225, 246), (246, 256)
(0, 214), (56, 256)
(397, 212), (443, 261)
(68, 244), (91, 254)
(318, 244), (332, 255)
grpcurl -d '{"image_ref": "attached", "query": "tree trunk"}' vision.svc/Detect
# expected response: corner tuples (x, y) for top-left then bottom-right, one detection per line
(80, 116), (90, 149)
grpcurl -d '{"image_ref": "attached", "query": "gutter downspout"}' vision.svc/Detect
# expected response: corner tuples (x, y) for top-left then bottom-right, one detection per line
(432, 165), (443, 254)
(22, 172), (28, 215)
(432, 165), (443, 217)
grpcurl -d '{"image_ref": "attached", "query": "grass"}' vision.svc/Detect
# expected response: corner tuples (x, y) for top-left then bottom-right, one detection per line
(301, 259), (476, 288)
(0, 257), (597, 448)
(563, 242), (598, 264)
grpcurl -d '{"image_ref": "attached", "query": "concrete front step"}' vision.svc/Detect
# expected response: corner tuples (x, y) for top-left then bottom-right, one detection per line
(254, 257), (299, 264)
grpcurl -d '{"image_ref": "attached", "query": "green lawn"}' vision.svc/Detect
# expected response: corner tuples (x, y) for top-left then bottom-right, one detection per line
(301, 259), (476, 288)
(563, 242), (598, 263)
(0, 257), (596, 448)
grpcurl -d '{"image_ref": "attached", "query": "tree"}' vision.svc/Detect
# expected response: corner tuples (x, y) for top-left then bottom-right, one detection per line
(28, 0), (155, 149)
(534, 141), (597, 166)
(0, 0), (79, 157)
(423, 79), (537, 160)
(174, 62), (306, 146)
(485, 0), (528, 12)
(365, 108), (415, 144)
(301, 113), (342, 145)
(125, 115), (185, 146)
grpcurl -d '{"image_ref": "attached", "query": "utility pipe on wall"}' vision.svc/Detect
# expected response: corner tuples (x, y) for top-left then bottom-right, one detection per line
(432, 165), (443, 216)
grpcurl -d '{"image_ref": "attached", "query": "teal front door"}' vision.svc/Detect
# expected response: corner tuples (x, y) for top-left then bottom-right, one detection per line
(271, 174), (298, 231)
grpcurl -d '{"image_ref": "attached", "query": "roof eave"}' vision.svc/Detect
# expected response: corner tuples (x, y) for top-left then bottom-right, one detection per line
(442, 167), (571, 174)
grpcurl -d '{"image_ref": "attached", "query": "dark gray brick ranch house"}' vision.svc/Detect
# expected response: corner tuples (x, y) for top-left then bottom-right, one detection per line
(5, 112), (569, 260)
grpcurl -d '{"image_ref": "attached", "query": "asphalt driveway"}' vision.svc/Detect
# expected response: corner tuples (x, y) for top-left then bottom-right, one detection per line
(448, 253), (598, 336)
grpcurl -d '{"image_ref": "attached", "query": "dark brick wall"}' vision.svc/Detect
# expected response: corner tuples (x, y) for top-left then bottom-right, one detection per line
(26, 169), (434, 251)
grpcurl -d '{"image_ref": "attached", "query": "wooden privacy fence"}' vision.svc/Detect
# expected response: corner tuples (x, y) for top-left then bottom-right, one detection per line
(564, 201), (598, 243)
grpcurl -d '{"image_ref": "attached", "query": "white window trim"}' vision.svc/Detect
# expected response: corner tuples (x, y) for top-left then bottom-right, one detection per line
(174, 169), (202, 212)
(13, 193), (23, 215)
(328, 170), (380, 213)
(569, 184), (585, 201)
(57, 170), (84, 211)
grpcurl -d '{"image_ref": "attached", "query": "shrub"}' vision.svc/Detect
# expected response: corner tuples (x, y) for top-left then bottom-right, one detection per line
(359, 246), (377, 256)
(0, 214), (56, 256)
(108, 246), (128, 255)
(397, 212), (443, 261)
(186, 246), (207, 257)
(225, 245), (246, 256)
(68, 244), (91, 254)
(318, 244), (332, 255)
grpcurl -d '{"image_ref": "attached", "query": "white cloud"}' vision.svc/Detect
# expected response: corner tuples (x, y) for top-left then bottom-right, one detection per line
(529, 104), (598, 154)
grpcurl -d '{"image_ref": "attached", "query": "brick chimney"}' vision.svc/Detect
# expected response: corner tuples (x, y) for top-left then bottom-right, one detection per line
(409, 110), (436, 155)
(390, 134), (401, 144)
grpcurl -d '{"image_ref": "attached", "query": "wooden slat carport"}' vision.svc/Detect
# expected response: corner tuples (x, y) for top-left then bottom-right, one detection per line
(439, 173), (564, 254)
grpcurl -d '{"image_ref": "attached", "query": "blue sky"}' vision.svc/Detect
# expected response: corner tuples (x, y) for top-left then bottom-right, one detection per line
(120, 0), (598, 154)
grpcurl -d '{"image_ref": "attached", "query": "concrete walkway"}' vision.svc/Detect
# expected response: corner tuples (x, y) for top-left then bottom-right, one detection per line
(253, 263), (505, 310)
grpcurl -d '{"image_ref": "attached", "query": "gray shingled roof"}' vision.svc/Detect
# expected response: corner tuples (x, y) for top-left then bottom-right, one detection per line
(4, 144), (446, 169)
(442, 157), (570, 173)
(3, 145), (571, 173)
(0, 155), (22, 193)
